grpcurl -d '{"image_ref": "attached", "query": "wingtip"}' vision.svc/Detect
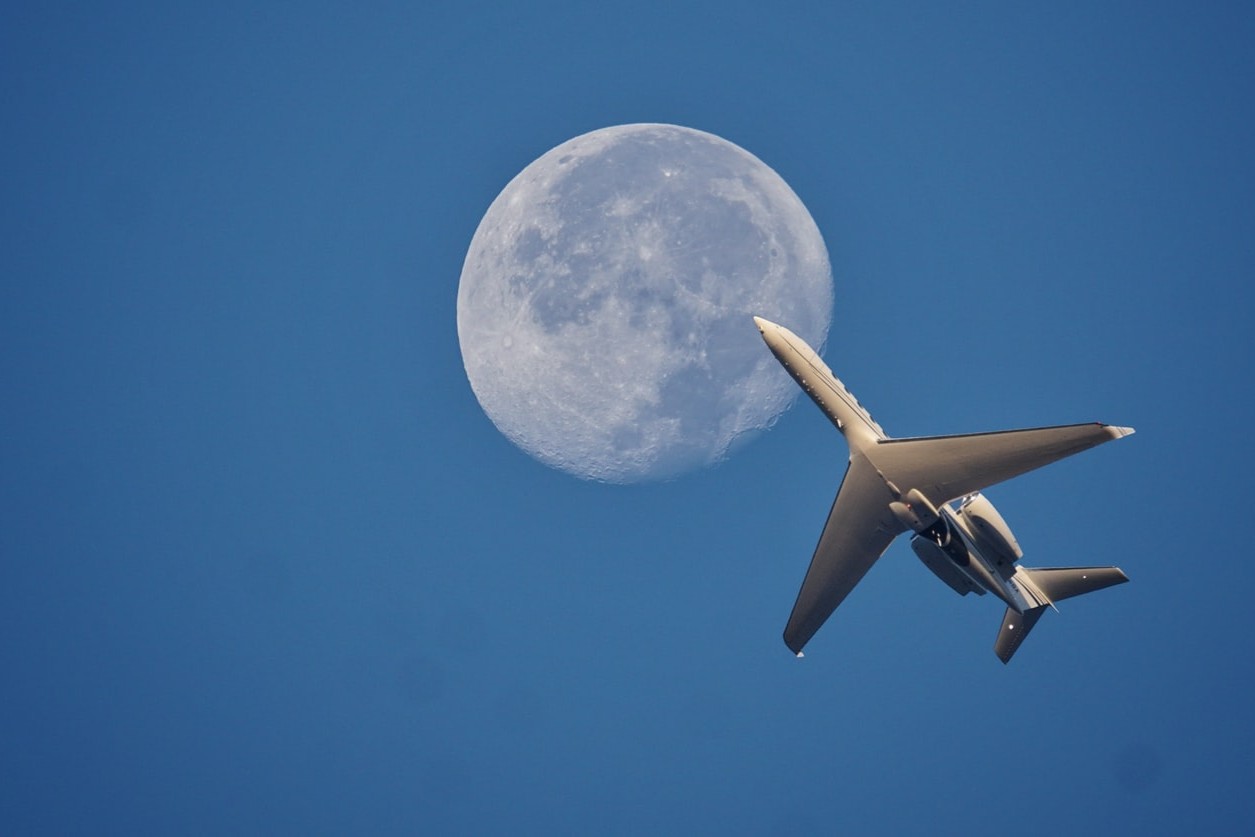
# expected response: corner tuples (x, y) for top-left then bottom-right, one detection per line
(1106, 425), (1136, 439)
(784, 634), (806, 658)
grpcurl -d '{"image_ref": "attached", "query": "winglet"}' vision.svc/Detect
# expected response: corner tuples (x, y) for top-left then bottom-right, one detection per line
(1105, 425), (1135, 439)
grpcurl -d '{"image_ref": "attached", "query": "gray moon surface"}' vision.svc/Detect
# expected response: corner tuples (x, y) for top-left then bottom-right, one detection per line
(457, 124), (833, 483)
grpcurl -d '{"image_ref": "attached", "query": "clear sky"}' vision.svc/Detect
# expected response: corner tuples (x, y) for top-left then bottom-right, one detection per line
(3, 3), (1253, 834)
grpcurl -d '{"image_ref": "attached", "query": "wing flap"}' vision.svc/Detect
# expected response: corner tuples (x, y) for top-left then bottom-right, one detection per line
(783, 454), (903, 655)
(868, 423), (1134, 506)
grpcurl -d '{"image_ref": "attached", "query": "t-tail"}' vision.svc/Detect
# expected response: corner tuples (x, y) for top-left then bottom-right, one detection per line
(995, 566), (1129, 663)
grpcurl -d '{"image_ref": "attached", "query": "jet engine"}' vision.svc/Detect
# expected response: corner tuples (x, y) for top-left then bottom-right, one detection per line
(921, 513), (969, 565)
(911, 535), (984, 596)
(956, 494), (1023, 567)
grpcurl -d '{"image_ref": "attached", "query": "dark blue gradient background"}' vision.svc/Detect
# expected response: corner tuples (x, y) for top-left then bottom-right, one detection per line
(3, 3), (1252, 834)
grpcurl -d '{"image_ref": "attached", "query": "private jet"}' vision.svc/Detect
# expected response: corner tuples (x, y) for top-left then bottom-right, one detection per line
(754, 316), (1133, 663)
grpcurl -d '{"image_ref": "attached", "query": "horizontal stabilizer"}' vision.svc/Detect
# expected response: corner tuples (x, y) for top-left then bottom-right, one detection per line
(1022, 566), (1129, 604)
(995, 605), (1047, 664)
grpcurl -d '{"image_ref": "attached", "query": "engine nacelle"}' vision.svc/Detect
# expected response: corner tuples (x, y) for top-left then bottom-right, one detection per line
(911, 535), (984, 597)
(957, 493), (1023, 567)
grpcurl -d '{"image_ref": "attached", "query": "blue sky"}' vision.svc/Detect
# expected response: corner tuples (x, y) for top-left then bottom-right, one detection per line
(3, 2), (1254, 834)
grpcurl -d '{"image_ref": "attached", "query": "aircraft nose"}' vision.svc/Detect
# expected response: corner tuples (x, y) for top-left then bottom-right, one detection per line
(752, 315), (771, 333)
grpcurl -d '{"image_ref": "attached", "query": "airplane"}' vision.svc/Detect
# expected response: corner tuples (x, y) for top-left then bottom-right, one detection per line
(753, 316), (1134, 663)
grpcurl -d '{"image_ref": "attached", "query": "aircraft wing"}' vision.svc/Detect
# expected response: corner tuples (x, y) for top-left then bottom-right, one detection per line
(784, 454), (904, 655)
(868, 423), (1134, 507)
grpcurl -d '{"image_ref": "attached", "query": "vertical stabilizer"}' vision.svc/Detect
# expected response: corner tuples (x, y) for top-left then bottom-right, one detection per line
(994, 605), (1047, 664)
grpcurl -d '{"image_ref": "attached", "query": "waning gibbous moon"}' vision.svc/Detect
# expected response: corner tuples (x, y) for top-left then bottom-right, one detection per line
(456, 123), (833, 483)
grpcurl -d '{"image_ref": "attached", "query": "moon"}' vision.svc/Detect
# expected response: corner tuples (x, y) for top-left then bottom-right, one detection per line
(457, 124), (832, 483)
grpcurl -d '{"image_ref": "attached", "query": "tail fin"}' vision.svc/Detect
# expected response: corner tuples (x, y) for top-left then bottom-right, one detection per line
(995, 605), (1047, 663)
(995, 566), (1130, 662)
(1020, 566), (1129, 605)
